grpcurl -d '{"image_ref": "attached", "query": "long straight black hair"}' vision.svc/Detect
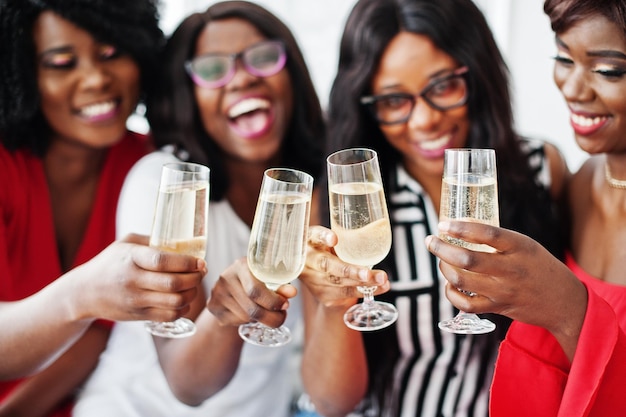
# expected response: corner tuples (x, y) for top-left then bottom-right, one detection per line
(146, 1), (325, 201)
(326, 0), (566, 412)
(326, 0), (564, 256)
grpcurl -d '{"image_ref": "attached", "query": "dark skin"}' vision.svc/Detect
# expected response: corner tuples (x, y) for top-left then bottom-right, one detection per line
(0, 11), (195, 416)
(1, 12), (139, 416)
(0, 234), (206, 414)
(146, 18), (297, 406)
(299, 226), (389, 417)
(424, 221), (587, 361)
(149, 18), (391, 409)
(46, 139), (105, 272)
(299, 30), (569, 417)
(424, 13), (626, 366)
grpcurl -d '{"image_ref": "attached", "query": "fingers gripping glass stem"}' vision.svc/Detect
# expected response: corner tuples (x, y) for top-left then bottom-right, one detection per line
(238, 168), (313, 347)
(327, 148), (398, 331)
(437, 148), (498, 335)
(145, 162), (210, 338)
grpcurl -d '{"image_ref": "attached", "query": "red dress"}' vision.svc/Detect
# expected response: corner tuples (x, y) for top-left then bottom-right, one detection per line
(0, 131), (150, 416)
(490, 252), (626, 417)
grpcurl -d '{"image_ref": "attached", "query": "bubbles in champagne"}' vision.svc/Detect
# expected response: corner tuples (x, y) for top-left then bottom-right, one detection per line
(150, 182), (209, 258)
(153, 237), (207, 258)
(329, 182), (392, 267)
(439, 174), (499, 252)
(248, 192), (311, 289)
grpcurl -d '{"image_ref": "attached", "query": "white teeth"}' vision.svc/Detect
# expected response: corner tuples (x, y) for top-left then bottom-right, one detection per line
(228, 98), (270, 118)
(420, 133), (451, 151)
(80, 101), (116, 117)
(571, 113), (607, 127)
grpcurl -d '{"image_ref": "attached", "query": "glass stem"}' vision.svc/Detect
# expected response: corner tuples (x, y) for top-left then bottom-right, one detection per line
(358, 286), (376, 306)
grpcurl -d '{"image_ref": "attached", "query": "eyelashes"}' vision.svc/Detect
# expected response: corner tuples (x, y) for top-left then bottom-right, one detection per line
(39, 45), (121, 70)
(593, 68), (626, 78)
(41, 53), (75, 69)
(552, 55), (572, 65)
(552, 55), (626, 79)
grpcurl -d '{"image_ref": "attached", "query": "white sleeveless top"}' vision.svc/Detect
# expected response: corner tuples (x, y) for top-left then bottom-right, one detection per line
(73, 150), (302, 417)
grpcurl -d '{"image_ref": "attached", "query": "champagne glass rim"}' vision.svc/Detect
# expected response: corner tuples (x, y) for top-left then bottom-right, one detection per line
(264, 167), (313, 185)
(163, 161), (210, 174)
(327, 147), (378, 166)
(444, 148), (495, 155)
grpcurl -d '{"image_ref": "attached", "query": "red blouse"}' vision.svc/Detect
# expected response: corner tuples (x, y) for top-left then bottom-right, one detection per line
(490, 252), (626, 417)
(0, 131), (150, 416)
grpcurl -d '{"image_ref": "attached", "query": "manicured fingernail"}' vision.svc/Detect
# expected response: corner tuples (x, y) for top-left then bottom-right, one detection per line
(358, 269), (368, 282)
(375, 272), (385, 285)
(424, 235), (433, 249)
(281, 301), (289, 310)
(438, 221), (451, 232)
(197, 258), (207, 271)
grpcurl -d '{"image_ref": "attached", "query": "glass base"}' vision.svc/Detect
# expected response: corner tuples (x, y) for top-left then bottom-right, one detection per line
(344, 301), (398, 331)
(238, 323), (291, 347)
(438, 312), (495, 335)
(145, 318), (196, 338)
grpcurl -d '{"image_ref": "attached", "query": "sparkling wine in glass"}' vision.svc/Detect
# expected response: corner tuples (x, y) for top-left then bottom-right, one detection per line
(327, 148), (398, 331)
(438, 148), (498, 334)
(145, 162), (210, 338)
(238, 168), (313, 347)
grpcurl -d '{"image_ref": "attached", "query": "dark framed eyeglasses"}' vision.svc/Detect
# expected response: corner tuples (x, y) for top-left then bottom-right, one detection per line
(185, 40), (287, 89)
(360, 66), (469, 125)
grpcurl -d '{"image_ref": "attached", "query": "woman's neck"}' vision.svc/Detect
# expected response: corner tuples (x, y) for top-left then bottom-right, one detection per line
(225, 158), (278, 227)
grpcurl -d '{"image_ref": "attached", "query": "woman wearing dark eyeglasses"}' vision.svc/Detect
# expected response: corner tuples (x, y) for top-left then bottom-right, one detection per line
(73, 2), (327, 417)
(298, 0), (570, 416)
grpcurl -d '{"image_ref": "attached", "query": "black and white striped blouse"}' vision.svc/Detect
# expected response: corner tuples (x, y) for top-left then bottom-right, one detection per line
(354, 139), (552, 417)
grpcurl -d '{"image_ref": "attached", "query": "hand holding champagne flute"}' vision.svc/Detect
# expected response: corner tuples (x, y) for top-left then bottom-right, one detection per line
(238, 168), (313, 347)
(145, 162), (210, 338)
(438, 148), (498, 334)
(327, 148), (397, 331)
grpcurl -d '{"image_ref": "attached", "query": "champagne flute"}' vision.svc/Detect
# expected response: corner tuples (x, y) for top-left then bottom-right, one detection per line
(438, 148), (498, 334)
(238, 168), (313, 347)
(145, 162), (210, 338)
(327, 148), (398, 331)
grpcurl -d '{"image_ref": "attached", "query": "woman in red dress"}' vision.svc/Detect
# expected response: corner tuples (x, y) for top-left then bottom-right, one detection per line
(426, 1), (626, 415)
(0, 1), (205, 415)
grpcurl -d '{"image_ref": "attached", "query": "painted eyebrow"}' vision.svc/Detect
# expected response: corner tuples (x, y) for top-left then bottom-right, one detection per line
(555, 36), (569, 51)
(587, 50), (626, 60)
(555, 35), (626, 60)
(376, 68), (458, 92)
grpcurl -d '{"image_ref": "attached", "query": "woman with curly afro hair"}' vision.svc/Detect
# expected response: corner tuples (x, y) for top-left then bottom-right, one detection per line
(0, 1), (206, 416)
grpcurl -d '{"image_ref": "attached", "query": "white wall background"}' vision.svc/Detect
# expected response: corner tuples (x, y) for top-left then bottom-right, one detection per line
(156, 0), (587, 171)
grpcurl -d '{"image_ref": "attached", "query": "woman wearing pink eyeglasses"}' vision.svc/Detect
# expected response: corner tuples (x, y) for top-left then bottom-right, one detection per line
(71, 2), (346, 417)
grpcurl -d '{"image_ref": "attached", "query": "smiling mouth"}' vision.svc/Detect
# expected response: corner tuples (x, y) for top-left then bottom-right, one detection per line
(227, 98), (273, 139)
(77, 100), (118, 120)
(570, 113), (609, 135)
(420, 133), (452, 151)
(571, 113), (607, 127)
(228, 97), (270, 118)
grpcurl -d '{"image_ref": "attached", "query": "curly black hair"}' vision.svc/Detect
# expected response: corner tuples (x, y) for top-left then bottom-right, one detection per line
(0, 0), (164, 155)
(146, 0), (326, 201)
